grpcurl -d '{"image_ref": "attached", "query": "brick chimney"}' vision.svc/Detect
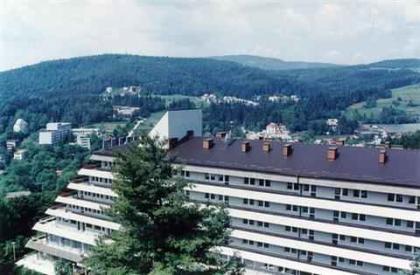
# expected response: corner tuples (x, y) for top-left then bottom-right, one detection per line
(263, 142), (271, 152)
(241, 141), (251, 152)
(282, 144), (293, 157)
(379, 149), (388, 164)
(327, 146), (338, 161)
(203, 138), (214, 150)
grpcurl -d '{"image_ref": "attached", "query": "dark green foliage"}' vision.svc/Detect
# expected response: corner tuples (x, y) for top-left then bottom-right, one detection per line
(87, 137), (241, 274)
(0, 142), (89, 194)
(398, 131), (420, 149)
(54, 259), (73, 275)
(0, 192), (55, 274)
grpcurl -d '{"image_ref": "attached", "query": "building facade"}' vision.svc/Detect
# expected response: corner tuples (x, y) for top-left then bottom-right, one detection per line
(39, 123), (72, 145)
(168, 138), (420, 275)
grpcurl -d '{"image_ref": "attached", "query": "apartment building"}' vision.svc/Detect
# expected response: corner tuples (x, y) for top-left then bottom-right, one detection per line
(39, 122), (72, 145)
(168, 137), (420, 275)
(18, 109), (420, 275)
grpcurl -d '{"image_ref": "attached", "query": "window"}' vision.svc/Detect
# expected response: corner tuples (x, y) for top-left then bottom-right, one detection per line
(303, 184), (309, 191)
(385, 242), (392, 248)
(259, 179), (264, 186)
(361, 190), (368, 198)
(249, 220), (254, 225)
(396, 194), (403, 202)
(185, 171), (190, 177)
(358, 238), (364, 244)
(243, 198), (248, 204)
(244, 178), (249, 184)
(205, 173), (209, 180)
(342, 189), (348, 196)
(393, 243), (400, 250)
(293, 183), (299, 190)
(286, 204), (292, 211)
(218, 175), (223, 181)
(388, 193), (395, 201)
(287, 182), (293, 189)
(225, 175), (229, 183)
(386, 218), (393, 225)
(406, 245), (413, 252)
(340, 235), (346, 241)
(242, 219), (248, 224)
(218, 195), (223, 201)
(205, 193), (209, 199)
(210, 174), (215, 180)
(250, 178), (255, 185)
(264, 222), (269, 228)
(341, 212), (347, 219)
(264, 201), (270, 207)
(407, 221), (414, 228)
(258, 200), (264, 207)
(265, 180), (271, 187)
(360, 214), (366, 221)
(285, 226), (291, 232)
(352, 213), (358, 220)
(353, 190), (360, 197)
(395, 219), (401, 226)
(249, 199), (255, 205)
(350, 237), (357, 243)
(409, 196), (416, 204)
(257, 221), (263, 227)
(210, 194), (215, 199)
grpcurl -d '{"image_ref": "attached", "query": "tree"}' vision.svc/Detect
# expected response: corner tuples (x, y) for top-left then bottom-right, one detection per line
(86, 136), (242, 274)
(54, 259), (73, 275)
(403, 253), (420, 274)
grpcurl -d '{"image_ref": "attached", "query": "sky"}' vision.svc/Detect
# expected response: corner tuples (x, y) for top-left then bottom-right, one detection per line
(1, 0), (420, 71)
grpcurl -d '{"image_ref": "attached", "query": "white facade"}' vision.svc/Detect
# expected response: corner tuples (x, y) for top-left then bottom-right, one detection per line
(21, 138), (420, 275)
(149, 109), (202, 142)
(39, 123), (72, 145)
(13, 118), (28, 133)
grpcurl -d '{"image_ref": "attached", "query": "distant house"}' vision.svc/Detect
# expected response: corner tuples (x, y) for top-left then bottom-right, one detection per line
(39, 122), (72, 145)
(13, 119), (28, 134)
(113, 106), (140, 118)
(5, 191), (31, 200)
(6, 139), (19, 152)
(13, 149), (27, 160)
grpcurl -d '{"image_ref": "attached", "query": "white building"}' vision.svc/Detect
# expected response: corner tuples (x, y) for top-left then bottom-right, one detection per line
(13, 149), (27, 160)
(39, 123), (72, 145)
(20, 111), (420, 275)
(76, 135), (91, 150)
(13, 118), (28, 133)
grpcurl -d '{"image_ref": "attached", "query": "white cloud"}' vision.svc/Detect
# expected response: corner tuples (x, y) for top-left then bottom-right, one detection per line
(0, 0), (419, 71)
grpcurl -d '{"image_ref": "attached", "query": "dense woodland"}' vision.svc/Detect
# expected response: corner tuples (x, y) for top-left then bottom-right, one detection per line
(1, 54), (420, 138)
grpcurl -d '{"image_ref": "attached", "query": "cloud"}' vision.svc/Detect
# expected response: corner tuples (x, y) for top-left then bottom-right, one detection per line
(0, 0), (419, 71)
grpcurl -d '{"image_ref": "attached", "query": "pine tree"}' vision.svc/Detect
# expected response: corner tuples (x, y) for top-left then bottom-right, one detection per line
(403, 253), (420, 275)
(86, 136), (242, 274)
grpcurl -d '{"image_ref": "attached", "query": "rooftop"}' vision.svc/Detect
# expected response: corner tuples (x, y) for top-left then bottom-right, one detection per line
(167, 137), (420, 188)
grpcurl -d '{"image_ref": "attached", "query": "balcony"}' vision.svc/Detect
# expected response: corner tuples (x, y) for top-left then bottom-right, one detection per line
(25, 235), (85, 263)
(33, 217), (99, 245)
(67, 181), (117, 198)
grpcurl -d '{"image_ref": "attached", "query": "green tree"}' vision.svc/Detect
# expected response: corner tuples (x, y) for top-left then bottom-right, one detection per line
(402, 253), (420, 274)
(86, 137), (241, 274)
(54, 259), (73, 275)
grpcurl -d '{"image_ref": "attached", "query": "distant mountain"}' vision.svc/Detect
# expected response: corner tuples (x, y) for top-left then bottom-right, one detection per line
(211, 54), (340, 71)
(1, 54), (419, 104)
(366, 58), (420, 71)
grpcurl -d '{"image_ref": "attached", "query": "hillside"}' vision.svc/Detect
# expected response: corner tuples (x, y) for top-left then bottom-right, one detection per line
(1, 54), (420, 134)
(211, 54), (339, 71)
(0, 54), (292, 101)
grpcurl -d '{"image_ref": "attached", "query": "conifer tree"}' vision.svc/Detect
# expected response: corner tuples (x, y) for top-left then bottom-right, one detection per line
(86, 137), (242, 274)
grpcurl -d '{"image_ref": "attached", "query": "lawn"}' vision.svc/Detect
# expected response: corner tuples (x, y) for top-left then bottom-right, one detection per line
(347, 84), (420, 119)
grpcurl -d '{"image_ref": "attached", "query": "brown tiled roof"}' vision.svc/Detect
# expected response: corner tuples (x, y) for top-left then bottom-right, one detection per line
(168, 137), (420, 188)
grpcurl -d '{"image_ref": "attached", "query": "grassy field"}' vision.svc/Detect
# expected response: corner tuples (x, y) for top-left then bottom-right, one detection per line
(347, 84), (420, 119)
(157, 94), (206, 107)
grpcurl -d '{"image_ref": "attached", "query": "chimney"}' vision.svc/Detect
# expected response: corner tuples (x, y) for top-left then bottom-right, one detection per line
(203, 138), (214, 150)
(216, 131), (227, 139)
(168, 138), (178, 150)
(379, 149), (388, 164)
(335, 140), (345, 146)
(241, 141), (251, 152)
(327, 146), (338, 161)
(263, 142), (271, 152)
(282, 144), (293, 157)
